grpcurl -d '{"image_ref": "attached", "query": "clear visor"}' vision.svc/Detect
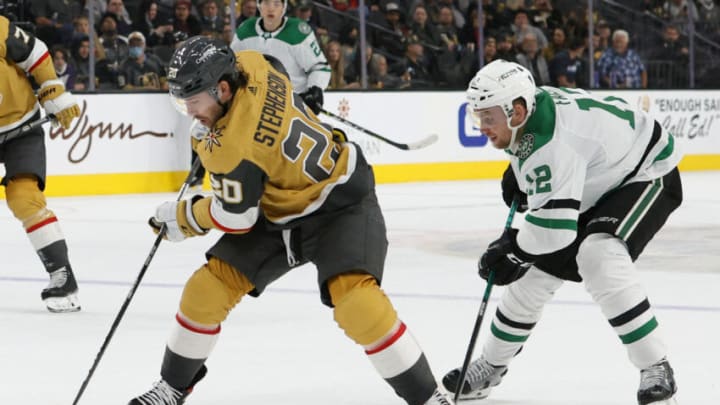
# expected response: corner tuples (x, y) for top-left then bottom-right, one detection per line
(170, 89), (216, 116)
(468, 105), (507, 129)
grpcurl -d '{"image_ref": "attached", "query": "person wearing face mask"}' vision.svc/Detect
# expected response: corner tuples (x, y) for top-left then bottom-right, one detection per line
(120, 31), (167, 89)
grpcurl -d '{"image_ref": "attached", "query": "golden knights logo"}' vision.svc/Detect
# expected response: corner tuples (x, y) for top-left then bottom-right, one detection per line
(204, 126), (224, 151)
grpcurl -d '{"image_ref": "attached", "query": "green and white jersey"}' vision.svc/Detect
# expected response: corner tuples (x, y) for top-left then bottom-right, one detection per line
(511, 86), (682, 256)
(230, 16), (330, 93)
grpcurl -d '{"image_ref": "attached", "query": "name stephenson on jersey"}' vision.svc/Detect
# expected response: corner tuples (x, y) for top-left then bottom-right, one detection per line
(511, 86), (682, 257)
(230, 16), (330, 93)
(188, 50), (370, 234)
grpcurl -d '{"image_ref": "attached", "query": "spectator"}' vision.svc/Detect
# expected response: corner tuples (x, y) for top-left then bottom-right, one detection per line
(344, 44), (375, 87)
(549, 36), (587, 87)
(437, 0), (465, 30)
(370, 53), (406, 89)
(85, 0), (108, 24)
(511, 9), (548, 49)
(370, 2), (408, 59)
(390, 35), (437, 88)
(239, 0), (258, 24)
(199, 0), (224, 36)
(330, 0), (359, 12)
(515, 31), (551, 85)
(484, 36), (498, 65)
(30, 0), (80, 47)
(595, 19), (611, 53)
(543, 27), (566, 61)
(132, 0), (176, 47)
(96, 12), (129, 89)
(662, 0), (699, 23)
(648, 24), (689, 87)
(436, 6), (461, 52)
(173, 0), (203, 38)
(51, 45), (77, 90)
(495, 30), (517, 61)
(72, 15), (107, 60)
(221, 22), (235, 46)
(106, 0), (133, 36)
(528, 0), (563, 33)
(120, 31), (167, 89)
(459, 4), (483, 48)
(70, 36), (94, 91)
(294, 0), (329, 46)
(410, 4), (443, 50)
(597, 29), (648, 88)
(325, 40), (354, 89)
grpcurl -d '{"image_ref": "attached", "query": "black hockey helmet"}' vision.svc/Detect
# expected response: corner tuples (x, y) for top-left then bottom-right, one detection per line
(167, 36), (238, 100)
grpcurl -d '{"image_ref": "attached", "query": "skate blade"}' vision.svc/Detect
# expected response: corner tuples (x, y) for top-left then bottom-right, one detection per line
(646, 397), (678, 405)
(457, 387), (492, 402)
(44, 292), (81, 313)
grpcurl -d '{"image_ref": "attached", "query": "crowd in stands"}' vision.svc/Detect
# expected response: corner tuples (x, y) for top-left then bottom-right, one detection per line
(2, 0), (720, 91)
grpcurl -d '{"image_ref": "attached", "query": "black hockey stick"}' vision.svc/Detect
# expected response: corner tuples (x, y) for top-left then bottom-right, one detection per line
(319, 107), (438, 150)
(71, 158), (203, 405)
(0, 114), (55, 144)
(453, 200), (518, 402)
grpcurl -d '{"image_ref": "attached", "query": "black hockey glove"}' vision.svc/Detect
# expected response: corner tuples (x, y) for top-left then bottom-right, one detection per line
(478, 229), (534, 286)
(501, 164), (528, 213)
(300, 86), (324, 115)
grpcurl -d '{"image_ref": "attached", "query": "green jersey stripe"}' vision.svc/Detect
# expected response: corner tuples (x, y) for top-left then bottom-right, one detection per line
(617, 178), (663, 240)
(653, 135), (675, 163)
(525, 214), (578, 231)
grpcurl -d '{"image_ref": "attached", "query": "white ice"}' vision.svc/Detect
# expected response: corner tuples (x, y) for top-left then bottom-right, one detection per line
(1, 172), (719, 405)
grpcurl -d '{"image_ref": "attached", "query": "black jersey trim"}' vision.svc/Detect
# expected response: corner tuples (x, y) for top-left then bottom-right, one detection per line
(538, 199), (581, 210)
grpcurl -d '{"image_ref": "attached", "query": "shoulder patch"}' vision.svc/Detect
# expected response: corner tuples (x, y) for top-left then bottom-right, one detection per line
(298, 21), (312, 35)
(517, 133), (535, 160)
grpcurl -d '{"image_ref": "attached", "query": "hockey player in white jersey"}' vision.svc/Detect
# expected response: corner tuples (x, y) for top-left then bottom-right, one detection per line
(230, 0), (330, 115)
(443, 60), (681, 405)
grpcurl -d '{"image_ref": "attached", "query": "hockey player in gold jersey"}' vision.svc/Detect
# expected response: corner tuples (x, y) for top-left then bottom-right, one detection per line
(129, 36), (453, 405)
(0, 16), (81, 312)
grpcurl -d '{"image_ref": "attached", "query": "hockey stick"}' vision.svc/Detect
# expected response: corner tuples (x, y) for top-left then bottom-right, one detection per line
(71, 157), (203, 405)
(0, 114), (55, 144)
(319, 107), (438, 150)
(453, 200), (518, 402)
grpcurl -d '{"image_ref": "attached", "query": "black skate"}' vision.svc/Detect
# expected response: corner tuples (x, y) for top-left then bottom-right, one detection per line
(128, 365), (207, 405)
(425, 388), (455, 405)
(637, 359), (678, 405)
(442, 357), (507, 401)
(41, 266), (80, 313)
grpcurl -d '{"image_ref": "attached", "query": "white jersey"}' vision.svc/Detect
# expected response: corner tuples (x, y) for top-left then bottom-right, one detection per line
(512, 86), (682, 256)
(230, 16), (330, 93)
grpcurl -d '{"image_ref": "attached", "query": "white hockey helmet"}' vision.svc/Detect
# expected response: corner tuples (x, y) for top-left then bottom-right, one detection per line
(467, 59), (536, 146)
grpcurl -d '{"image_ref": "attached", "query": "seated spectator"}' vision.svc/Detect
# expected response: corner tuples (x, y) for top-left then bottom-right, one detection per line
(97, 12), (129, 89)
(51, 45), (77, 90)
(484, 37), (498, 65)
(239, 0), (258, 24)
(436, 5), (460, 52)
(543, 27), (566, 61)
(390, 35), (437, 89)
(595, 19), (611, 53)
(370, 53), (405, 89)
(370, 2), (408, 60)
(72, 15), (107, 60)
(325, 40), (354, 89)
(437, 0), (465, 30)
(173, 0), (203, 38)
(459, 4), (482, 48)
(495, 30), (517, 62)
(199, 0), (224, 36)
(549, 36), (587, 88)
(70, 36), (94, 91)
(529, 0), (563, 33)
(344, 44), (375, 87)
(648, 24), (689, 87)
(106, 0), (133, 36)
(511, 9), (548, 49)
(293, 0), (329, 46)
(515, 31), (551, 85)
(30, 0), (80, 47)
(661, 0), (699, 25)
(221, 23), (235, 46)
(597, 29), (647, 88)
(133, 0), (176, 47)
(410, 4), (443, 50)
(120, 31), (167, 89)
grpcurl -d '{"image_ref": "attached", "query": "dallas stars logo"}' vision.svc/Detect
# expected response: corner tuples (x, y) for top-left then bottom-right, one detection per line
(204, 126), (224, 151)
(517, 133), (535, 159)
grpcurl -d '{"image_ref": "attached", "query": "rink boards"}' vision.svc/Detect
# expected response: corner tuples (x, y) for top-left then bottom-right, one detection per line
(0, 89), (719, 197)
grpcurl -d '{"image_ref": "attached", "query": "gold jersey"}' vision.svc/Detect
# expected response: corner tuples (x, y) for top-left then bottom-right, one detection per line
(191, 50), (371, 233)
(0, 16), (59, 133)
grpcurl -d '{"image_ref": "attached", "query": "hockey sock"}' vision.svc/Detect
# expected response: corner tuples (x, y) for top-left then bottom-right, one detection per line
(25, 210), (71, 274)
(163, 312), (220, 389)
(578, 234), (667, 369)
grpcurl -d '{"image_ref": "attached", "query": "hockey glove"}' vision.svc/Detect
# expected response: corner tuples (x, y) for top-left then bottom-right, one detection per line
(332, 127), (348, 143)
(478, 229), (533, 286)
(149, 195), (209, 242)
(37, 81), (81, 129)
(300, 86), (324, 115)
(501, 164), (528, 213)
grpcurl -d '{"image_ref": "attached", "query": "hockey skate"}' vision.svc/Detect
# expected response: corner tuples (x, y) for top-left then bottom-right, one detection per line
(425, 388), (455, 404)
(442, 357), (507, 401)
(637, 359), (678, 405)
(41, 266), (80, 313)
(128, 365), (207, 405)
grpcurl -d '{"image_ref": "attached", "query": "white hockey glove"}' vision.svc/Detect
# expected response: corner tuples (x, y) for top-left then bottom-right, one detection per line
(149, 195), (209, 242)
(189, 119), (209, 140)
(37, 80), (81, 129)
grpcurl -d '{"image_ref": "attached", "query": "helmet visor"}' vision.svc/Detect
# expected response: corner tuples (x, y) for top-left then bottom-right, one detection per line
(468, 105), (507, 130)
(170, 89), (217, 117)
